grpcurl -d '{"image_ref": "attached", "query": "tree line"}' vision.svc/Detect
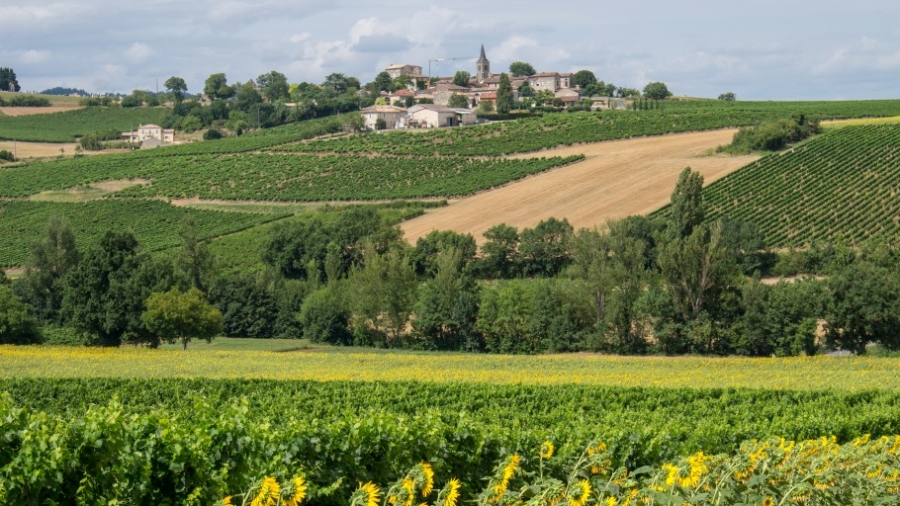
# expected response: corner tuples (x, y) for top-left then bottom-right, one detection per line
(3, 169), (898, 355)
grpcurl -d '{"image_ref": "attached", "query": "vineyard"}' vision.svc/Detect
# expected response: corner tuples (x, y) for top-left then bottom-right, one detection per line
(691, 123), (900, 246)
(0, 152), (582, 201)
(278, 100), (900, 157)
(0, 199), (287, 267)
(0, 106), (169, 142)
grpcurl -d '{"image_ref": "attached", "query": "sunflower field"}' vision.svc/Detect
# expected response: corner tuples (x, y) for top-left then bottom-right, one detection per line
(2, 344), (900, 504)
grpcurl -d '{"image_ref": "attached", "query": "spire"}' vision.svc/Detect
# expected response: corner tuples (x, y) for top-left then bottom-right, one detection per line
(478, 44), (487, 62)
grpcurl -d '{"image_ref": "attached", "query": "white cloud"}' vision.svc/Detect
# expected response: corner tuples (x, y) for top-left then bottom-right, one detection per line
(125, 43), (154, 63)
(21, 50), (52, 64)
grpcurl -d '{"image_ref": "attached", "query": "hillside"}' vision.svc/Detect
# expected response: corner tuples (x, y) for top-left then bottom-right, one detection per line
(0, 106), (168, 142)
(280, 100), (900, 157)
(402, 129), (756, 243)
(692, 123), (900, 247)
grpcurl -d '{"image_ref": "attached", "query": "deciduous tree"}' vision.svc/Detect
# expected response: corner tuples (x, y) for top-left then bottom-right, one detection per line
(509, 61), (536, 77)
(642, 81), (672, 100)
(164, 76), (188, 103)
(452, 71), (471, 87)
(142, 287), (223, 350)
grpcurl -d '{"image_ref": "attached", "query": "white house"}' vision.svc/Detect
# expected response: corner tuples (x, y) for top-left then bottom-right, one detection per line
(408, 105), (477, 128)
(360, 105), (407, 130)
(121, 124), (175, 145)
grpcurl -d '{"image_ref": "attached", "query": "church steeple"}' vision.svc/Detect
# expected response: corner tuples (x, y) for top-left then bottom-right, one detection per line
(476, 44), (490, 83)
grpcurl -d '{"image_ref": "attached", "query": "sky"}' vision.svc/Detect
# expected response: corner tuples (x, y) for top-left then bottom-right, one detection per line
(2, 0), (899, 100)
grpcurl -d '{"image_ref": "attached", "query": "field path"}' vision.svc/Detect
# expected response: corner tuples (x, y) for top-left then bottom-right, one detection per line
(402, 129), (759, 243)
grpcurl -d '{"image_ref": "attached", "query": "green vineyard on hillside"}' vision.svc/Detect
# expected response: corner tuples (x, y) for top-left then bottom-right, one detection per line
(0, 152), (582, 201)
(0, 107), (169, 143)
(0, 200), (287, 267)
(701, 124), (900, 246)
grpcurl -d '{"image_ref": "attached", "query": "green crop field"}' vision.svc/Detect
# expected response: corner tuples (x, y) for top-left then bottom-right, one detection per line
(0, 199), (288, 267)
(0, 106), (169, 142)
(1, 347), (900, 504)
(278, 100), (900, 157)
(0, 151), (582, 201)
(688, 123), (900, 247)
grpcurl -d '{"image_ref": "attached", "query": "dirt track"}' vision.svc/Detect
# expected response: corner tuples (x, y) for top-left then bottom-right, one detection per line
(401, 129), (759, 244)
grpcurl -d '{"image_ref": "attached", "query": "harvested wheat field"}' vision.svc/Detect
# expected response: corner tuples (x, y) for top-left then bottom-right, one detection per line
(0, 140), (80, 158)
(402, 129), (759, 244)
(0, 105), (82, 116)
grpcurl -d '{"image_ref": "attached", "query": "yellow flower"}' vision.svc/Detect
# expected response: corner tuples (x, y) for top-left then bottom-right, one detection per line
(442, 479), (461, 506)
(567, 480), (591, 506)
(420, 462), (435, 497)
(762, 498), (774, 506)
(360, 482), (382, 506)
(541, 441), (555, 459)
(403, 477), (416, 506)
(285, 476), (308, 506)
(252, 477), (280, 506)
(605, 497), (617, 506)
(222, 496), (234, 506)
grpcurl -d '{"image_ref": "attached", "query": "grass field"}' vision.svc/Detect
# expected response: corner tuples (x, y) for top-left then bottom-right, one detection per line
(2, 345), (898, 390)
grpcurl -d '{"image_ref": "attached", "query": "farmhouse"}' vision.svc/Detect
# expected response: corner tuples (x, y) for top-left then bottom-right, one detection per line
(408, 104), (477, 128)
(360, 105), (407, 130)
(121, 124), (175, 145)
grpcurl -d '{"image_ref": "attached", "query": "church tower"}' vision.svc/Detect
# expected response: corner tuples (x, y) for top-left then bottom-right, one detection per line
(476, 44), (491, 84)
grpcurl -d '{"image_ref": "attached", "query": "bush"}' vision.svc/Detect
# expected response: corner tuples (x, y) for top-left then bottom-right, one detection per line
(0, 285), (42, 344)
(0, 95), (51, 107)
(720, 115), (820, 153)
(0, 149), (16, 162)
(299, 285), (351, 345)
(203, 128), (224, 140)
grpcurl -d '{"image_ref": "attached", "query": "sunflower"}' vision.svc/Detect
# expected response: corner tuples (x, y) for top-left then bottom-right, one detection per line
(402, 477), (416, 506)
(252, 477), (281, 506)
(441, 479), (461, 506)
(359, 482), (382, 506)
(762, 498), (774, 506)
(540, 441), (555, 459)
(567, 480), (591, 506)
(222, 496), (234, 506)
(420, 462), (435, 497)
(285, 476), (308, 506)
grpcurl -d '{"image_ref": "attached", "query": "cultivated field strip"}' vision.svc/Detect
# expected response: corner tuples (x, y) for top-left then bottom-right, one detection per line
(700, 124), (900, 246)
(0, 200), (287, 267)
(0, 153), (582, 201)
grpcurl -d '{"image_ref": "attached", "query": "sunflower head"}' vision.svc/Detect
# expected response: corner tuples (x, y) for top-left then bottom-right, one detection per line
(419, 462), (435, 497)
(567, 480), (591, 506)
(252, 477), (281, 506)
(284, 476), (308, 506)
(540, 441), (555, 460)
(438, 479), (461, 506)
(762, 498), (774, 506)
(351, 482), (382, 506)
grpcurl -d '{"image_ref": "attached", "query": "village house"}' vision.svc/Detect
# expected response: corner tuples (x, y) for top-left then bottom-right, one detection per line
(408, 104), (477, 128)
(388, 89), (416, 106)
(360, 105), (407, 130)
(121, 124), (175, 147)
(385, 64), (423, 79)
